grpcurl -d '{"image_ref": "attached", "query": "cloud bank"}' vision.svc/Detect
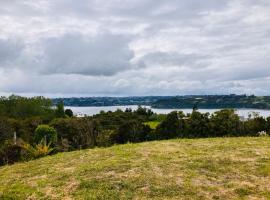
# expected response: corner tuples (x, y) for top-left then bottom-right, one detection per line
(0, 0), (270, 96)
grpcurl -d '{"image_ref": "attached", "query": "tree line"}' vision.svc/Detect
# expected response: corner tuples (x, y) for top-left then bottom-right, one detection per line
(0, 95), (270, 166)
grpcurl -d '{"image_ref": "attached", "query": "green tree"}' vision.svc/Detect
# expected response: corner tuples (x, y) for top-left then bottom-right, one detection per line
(50, 118), (99, 150)
(185, 111), (210, 138)
(55, 102), (65, 118)
(115, 120), (150, 144)
(65, 109), (73, 117)
(210, 109), (241, 137)
(155, 111), (185, 139)
(267, 117), (270, 133)
(0, 95), (54, 120)
(244, 115), (267, 136)
(34, 125), (57, 145)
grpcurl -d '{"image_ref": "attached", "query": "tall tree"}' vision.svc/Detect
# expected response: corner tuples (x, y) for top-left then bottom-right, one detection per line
(55, 102), (65, 118)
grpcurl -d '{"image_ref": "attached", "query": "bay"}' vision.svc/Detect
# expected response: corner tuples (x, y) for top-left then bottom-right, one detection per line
(66, 106), (270, 118)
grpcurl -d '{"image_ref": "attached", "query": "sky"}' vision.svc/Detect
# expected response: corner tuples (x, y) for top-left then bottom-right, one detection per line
(0, 0), (270, 97)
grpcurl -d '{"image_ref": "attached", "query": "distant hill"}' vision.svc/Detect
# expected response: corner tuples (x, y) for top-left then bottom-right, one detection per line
(52, 96), (169, 107)
(152, 95), (270, 109)
(53, 95), (270, 109)
(1, 137), (270, 199)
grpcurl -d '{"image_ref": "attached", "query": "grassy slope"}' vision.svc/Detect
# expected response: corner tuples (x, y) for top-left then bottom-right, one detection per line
(0, 137), (270, 200)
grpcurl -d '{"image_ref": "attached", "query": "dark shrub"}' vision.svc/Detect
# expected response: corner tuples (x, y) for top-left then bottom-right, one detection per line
(209, 109), (242, 137)
(16, 117), (43, 144)
(155, 111), (185, 139)
(185, 111), (210, 138)
(0, 117), (14, 143)
(244, 116), (267, 136)
(115, 120), (151, 144)
(65, 109), (73, 117)
(50, 118), (99, 150)
(0, 141), (23, 165)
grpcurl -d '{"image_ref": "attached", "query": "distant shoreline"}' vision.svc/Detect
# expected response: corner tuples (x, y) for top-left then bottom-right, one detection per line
(66, 105), (270, 110)
(53, 95), (270, 110)
(66, 106), (270, 119)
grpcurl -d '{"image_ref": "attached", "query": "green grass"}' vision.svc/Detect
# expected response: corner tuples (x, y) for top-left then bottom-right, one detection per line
(1, 137), (270, 199)
(144, 121), (160, 129)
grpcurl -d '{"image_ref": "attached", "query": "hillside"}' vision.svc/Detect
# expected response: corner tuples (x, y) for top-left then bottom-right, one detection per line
(152, 95), (270, 109)
(0, 137), (270, 200)
(52, 95), (270, 109)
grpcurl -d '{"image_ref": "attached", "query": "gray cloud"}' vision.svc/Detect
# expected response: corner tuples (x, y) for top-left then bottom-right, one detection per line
(38, 33), (135, 76)
(0, 0), (270, 96)
(0, 38), (24, 65)
(139, 52), (210, 68)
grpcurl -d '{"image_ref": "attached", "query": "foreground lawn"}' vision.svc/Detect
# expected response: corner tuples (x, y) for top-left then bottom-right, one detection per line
(0, 137), (270, 200)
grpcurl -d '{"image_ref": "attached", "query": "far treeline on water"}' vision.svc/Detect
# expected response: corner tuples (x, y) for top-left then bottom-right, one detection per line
(53, 94), (270, 109)
(0, 95), (270, 166)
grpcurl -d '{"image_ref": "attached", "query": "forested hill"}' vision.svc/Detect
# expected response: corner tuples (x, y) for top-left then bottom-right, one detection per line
(52, 96), (169, 107)
(152, 95), (270, 109)
(53, 95), (270, 109)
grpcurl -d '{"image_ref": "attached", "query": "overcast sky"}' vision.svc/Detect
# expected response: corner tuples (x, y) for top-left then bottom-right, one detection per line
(0, 0), (270, 97)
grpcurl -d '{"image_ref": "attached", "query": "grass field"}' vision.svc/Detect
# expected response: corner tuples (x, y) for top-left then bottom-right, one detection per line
(0, 137), (270, 199)
(144, 121), (160, 129)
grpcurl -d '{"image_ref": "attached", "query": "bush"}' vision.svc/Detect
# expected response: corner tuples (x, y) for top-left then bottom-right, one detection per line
(96, 130), (116, 147)
(155, 111), (185, 139)
(34, 125), (57, 145)
(209, 109), (241, 137)
(244, 116), (267, 136)
(0, 117), (15, 143)
(55, 102), (65, 118)
(65, 109), (73, 117)
(50, 118), (99, 150)
(185, 111), (210, 138)
(0, 141), (23, 165)
(114, 120), (151, 144)
(20, 139), (54, 160)
(16, 117), (43, 144)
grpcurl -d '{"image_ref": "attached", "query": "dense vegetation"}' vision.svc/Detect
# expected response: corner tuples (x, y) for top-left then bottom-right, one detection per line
(1, 137), (270, 199)
(53, 94), (270, 109)
(53, 96), (168, 106)
(0, 95), (55, 119)
(152, 95), (270, 109)
(0, 95), (270, 166)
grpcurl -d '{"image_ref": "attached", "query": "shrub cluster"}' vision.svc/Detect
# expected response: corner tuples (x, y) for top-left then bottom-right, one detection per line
(155, 110), (270, 139)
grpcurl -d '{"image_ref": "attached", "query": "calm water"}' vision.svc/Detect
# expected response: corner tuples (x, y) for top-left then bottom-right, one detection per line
(66, 106), (270, 118)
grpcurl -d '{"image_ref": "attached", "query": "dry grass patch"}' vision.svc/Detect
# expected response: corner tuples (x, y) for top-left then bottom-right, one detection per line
(0, 137), (270, 199)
